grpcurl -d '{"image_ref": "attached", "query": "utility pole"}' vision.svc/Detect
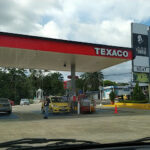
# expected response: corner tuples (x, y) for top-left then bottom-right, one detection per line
(148, 27), (150, 103)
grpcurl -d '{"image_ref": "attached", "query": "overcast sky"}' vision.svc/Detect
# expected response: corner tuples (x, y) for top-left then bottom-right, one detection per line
(0, 0), (150, 82)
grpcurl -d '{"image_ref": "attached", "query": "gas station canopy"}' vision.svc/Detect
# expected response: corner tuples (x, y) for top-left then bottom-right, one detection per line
(0, 32), (133, 72)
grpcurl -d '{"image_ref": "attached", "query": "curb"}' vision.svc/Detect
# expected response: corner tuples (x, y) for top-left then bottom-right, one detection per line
(103, 103), (150, 110)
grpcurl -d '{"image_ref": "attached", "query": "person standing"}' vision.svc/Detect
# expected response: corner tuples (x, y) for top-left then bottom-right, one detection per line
(44, 97), (50, 119)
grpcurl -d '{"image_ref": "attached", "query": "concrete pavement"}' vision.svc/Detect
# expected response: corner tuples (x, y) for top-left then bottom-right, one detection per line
(0, 103), (150, 144)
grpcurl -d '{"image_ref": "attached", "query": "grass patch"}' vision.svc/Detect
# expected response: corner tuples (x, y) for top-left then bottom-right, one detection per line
(119, 99), (149, 103)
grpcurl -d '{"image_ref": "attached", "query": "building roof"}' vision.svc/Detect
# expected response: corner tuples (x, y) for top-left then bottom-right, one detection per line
(0, 31), (133, 72)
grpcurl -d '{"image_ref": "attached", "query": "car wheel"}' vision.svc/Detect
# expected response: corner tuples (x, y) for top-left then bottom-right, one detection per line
(7, 111), (12, 115)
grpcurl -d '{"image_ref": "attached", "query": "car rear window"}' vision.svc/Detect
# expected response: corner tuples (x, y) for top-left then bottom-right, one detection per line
(0, 99), (9, 103)
(51, 97), (65, 103)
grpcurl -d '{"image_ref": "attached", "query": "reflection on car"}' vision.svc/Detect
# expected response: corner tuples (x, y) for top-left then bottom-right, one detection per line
(20, 99), (30, 105)
(41, 96), (70, 113)
(0, 98), (12, 114)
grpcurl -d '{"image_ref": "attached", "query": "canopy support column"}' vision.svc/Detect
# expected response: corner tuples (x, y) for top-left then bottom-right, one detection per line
(71, 64), (80, 114)
(71, 64), (76, 96)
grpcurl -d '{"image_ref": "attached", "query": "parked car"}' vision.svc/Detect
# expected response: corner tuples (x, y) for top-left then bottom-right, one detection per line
(20, 99), (30, 105)
(41, 96), (70, 113)
(0, 98), (12, 114)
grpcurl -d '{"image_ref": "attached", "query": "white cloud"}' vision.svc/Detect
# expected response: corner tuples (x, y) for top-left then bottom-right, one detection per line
(39, 21), (62, 39)
(67, 18), (132, 47)
(102, 61), (132, 83)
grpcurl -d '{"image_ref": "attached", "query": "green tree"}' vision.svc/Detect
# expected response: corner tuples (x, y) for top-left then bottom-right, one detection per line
(50, 72), (64, 96)
(0, 68), (33, 104)
(43, 74), (52, 96)
(0, 68), (65, 104)
(132, 82), (145, 101)
(43, 72), (65, 96)
(76, 78), (85, 93)
(29, 69), (44, 91)
(103, 80), (129, 87)
(8, 68), (33, 104)
(117, 82), (129, 86)
(78, 71), (103, 92)
(103, 80), (117, 86)
(109, 90), (116, 102)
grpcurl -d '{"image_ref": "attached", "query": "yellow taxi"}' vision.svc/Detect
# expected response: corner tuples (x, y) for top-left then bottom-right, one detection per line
(41, 96), (70, 113)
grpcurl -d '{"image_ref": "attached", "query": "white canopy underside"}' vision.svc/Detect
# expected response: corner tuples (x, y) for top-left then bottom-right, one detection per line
(0, 47), (128, 72)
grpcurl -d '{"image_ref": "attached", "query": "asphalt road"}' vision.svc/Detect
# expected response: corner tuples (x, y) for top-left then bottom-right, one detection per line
(0, 103), (150, 144)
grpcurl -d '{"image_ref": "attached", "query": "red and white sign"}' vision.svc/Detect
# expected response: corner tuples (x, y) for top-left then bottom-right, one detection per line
(63, 80), (71, 89)
(94, 47), (129, 58)
(0, 32), (133, 60)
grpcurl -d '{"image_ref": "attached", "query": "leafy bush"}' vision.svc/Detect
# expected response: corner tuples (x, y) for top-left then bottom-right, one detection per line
(131, 82), (146, 101)
(119, 99), (148, 103)
(109, 91), (116, 102)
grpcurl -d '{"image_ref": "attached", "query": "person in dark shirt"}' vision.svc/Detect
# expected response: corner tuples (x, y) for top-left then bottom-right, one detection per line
(44, 97), (50, 119)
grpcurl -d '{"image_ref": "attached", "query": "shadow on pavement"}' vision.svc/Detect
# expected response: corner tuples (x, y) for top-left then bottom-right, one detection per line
(0, 113), (19, 119)
(2, 107), (150, 121)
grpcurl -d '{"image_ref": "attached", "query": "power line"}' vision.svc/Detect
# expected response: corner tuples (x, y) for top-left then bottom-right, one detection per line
(103, 72), (132, 76)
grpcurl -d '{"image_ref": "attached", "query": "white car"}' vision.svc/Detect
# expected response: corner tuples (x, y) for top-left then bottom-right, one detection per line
(20, 99), (30, 105)
(0, 98), (12, 114)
